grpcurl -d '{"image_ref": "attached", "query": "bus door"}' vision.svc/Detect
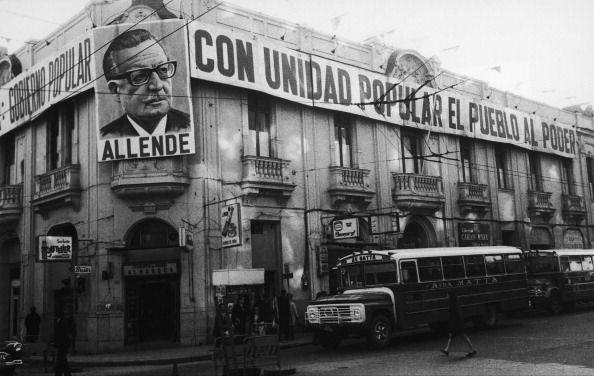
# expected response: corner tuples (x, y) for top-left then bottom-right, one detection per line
(398, 260), (423, 325)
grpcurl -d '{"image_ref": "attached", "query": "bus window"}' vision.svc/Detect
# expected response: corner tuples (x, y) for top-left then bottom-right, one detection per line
(582, 256), (594, 272)
(442, 256), (465, 279)
(340, 265), (363, 288)
(400, 260), (418, 283)
(364, 263), (397, 285)
(569, 256), (583, 272)
(464, 255), (486, 277)
(485, 255), (505, 275)
(418, 257), (443, 281)
(504, 254), (524, 274)
(560, 256), (570, 272)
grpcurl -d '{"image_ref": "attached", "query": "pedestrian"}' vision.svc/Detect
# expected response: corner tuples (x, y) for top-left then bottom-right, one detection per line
(440, 292), (477, 358)
(277, 290), (291, 340)
(53, 311), (75, 376)
(25, 306), (41, 343)
(213, 303), (234, 338)
(288, 294), (299, 340)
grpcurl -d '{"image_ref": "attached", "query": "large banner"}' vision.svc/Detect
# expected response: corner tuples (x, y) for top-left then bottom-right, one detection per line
(0, 34), (94, 137)
(95, 20), (195, 162)
(189, 22), (576, 158)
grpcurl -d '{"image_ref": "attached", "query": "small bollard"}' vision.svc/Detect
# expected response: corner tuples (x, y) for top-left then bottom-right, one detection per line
(171, 362), (179, 376)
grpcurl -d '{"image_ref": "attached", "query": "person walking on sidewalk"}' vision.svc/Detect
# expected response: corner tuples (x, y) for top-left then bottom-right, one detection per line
(25, 306), (41, 343)
(53, 311), (75, 376)
(288, 294), (299, 340)
(440, 292), (477, 358)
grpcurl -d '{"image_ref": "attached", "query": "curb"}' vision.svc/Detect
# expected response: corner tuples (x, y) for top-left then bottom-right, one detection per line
(28, 339), (312, 368)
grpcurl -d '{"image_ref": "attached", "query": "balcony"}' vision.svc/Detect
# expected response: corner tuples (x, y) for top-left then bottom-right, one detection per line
(0, 184), (23, 226)
(457, 182), (491, 215)
(561, 194), (587, 221)
(111, 157), (189, 210)
(527, 190), (555, 220)
(241, 156), (296, 198)
(392, 173), (444, 213)
(328, 166), (374, 206)
(32, 165), (81, 213)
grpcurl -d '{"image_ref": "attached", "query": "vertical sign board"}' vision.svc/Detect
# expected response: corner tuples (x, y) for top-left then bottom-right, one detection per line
(221, 203), (241, 248)
(458, 223), (490, 247)
(38, 236), (73, 262)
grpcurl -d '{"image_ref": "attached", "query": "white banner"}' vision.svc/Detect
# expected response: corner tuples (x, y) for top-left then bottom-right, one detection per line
(0, 34), (94, 137)
(189, 22), (576, 158)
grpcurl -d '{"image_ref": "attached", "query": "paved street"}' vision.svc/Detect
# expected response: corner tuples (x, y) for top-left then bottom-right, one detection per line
(20, 305), (594, 375)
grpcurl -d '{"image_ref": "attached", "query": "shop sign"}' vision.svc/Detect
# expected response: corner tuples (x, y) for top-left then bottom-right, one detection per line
(73, 265), (92, 274)
(189, 21), (576, 159)
(221, 203), (241, 247)
(123, 262), (178, 277)
(563, 229), (584, 249)
(94, 20), (195, 162)
(332, 218), (359, 239)
(317, 246), (329, 275)
(37, 236), (73, 262)
(458, 223), (490, 247)
(178, 226), (194, 251)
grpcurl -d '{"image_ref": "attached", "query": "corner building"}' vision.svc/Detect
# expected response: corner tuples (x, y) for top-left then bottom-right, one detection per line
(0, 0), (593, 352)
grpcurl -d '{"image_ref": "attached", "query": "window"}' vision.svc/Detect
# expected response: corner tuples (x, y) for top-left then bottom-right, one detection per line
(400, 260), (418, 283)
(46, 103), (76, 171)
(464, 255), (486, 277)
(418, 257), (443, 281)
(364, 263), (397, 285)
(460, 139), (475, 183)
(528, 152), (542, 191)
(485, 254), (505, 275)
(569, 256), (583, 271)
(248, 93), (271, 157)
(560, 256), (570, 272)
(442, 256), (465, 279)
(586, 157), (594, 199)
(334, 113), (353, 167)
(504, 254), (524, 274)
(340, 265), (363, 288)
(495, 145), (510, 189)
(402, 132), (423, 173)
(2, 133), (15, 184)
(561, 158), (575, 195)
(583, 256), (594, 271)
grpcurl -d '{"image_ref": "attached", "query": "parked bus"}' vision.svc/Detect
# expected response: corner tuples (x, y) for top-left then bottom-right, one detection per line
(306, 246), (529, 349)
(524, 249), (594, 314)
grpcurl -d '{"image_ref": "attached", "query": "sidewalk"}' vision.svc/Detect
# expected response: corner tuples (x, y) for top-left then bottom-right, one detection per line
(27, 333), (312, 368)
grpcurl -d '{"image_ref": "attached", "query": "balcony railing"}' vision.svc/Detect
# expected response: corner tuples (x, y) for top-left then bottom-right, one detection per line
(32, 165), (81, 212)
(457, 182), (491, 214)
(328, 166), (374, 206)
(527, 190), (555, 219)
(241, 155), (295, 198)
(392, 173), (444, 213)
(561, 193), (586, 221)
(111, 157), (189, 199)
(0, 184), (23, 226)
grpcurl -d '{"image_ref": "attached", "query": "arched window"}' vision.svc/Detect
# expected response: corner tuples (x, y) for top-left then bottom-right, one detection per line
(126, 219), (178, 249)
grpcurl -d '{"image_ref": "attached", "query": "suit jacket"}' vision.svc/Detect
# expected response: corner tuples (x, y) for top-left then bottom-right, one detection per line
(100, 108), (191, 138)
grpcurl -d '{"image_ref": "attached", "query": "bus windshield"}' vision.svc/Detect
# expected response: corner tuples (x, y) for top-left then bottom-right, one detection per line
(339, 264), (363, 289)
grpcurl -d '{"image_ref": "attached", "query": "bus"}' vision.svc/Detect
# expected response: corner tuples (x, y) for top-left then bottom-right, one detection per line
(524, 249), (594, 314)
(306, 246), (529, 349)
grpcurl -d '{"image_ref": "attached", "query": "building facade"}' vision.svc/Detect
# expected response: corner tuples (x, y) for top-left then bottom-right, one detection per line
(0, 0), (593, 352)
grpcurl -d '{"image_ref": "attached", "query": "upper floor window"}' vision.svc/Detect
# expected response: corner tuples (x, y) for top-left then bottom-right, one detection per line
(460, 139), (475, 183)
(586, 157), (594, 200)
(334, 113), (353, 167)
(47, 103), (76, 171)
(2, 133), (15, 185)
(495, 145), (511, 189)
(402, 131), (423, 174)
(248, 93), (271, 157)
(528, 152), (543, 191)
(560, 158), (575, 195)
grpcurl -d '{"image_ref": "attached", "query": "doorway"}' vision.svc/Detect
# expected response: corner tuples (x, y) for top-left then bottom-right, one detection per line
(251, 221), (281, 298)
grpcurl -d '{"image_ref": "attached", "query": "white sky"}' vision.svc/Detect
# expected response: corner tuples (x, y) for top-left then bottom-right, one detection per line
(0, 0), (592, 109)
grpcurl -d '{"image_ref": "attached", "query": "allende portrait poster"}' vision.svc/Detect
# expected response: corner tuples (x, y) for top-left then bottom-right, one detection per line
(95, 20), (195, 162)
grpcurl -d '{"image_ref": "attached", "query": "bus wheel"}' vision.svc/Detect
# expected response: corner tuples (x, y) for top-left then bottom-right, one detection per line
(474, 305), (498, 329)
(367, 315), (392, 349)
(318, 333), (341, 350)
(547, 291), (562, 315)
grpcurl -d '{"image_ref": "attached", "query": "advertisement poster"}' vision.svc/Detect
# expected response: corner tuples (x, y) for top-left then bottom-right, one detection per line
(38, 236), (73, 262)
(221, 203), (241, 248)
(94, 20), (195, 162)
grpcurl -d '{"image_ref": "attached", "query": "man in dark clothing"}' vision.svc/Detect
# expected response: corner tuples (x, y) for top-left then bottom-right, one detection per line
(53, 311), (75, 376)
(277, 290), (291, 340)
(25, 306), (41, 343)
(440, 292), (477, 357)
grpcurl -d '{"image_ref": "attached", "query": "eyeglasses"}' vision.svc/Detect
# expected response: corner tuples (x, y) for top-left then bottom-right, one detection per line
(110, 61), (177, 86)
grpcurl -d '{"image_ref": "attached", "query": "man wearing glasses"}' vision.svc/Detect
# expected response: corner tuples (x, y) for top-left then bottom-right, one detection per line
(100, 29), (190, 138)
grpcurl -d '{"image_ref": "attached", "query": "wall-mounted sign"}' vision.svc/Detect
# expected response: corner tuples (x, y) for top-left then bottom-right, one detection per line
(73, 265), (92, 274)
(221, 203), (241, 248)
(458, 223), (490, 247)
(317, 246), (329, 276)
(178, 226), (194, 250)
(37, 236), (73, 262)
(123, 262), (178, 277)
(332, 218), (359, 239)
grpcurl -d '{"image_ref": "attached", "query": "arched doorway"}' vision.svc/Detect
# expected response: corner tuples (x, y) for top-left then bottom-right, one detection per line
(399, 217), (436, 249)
(123, 219), (180, 344)
(530, 226), (553, 250)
